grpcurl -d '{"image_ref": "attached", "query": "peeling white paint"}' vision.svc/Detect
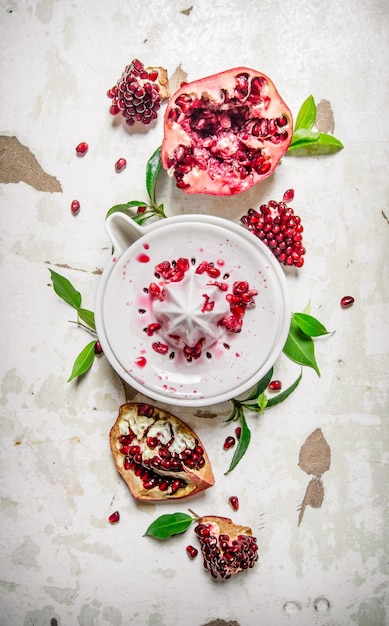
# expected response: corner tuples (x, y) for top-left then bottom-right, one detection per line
(0, 0), (388, 625)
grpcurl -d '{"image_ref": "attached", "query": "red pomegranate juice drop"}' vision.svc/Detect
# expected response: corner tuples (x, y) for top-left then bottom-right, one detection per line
(135, 356), (147, 367)
(137, 253), (150, 263)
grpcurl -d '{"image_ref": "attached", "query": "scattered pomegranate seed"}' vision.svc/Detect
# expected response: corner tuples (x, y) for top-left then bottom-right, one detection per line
(235, 426), (241, 439)
(186, 545), (198, 558)
(75, 141), (88, 155)
(137, 205), (147, 214)
(94, 341), (103, 355)
(108, 511), (120, 524)
(223, 436), (236, 450)
(70, 199), (80, 215)
(341, 295), (354, 308)
(229, 496), (239, 511)
(283, 188), (294, 202)
(115, 157), (127, 172)
(269, 379), (282, 391)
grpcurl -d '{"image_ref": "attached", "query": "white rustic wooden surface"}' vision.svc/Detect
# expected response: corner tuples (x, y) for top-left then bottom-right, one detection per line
(0, 1), (388, 625)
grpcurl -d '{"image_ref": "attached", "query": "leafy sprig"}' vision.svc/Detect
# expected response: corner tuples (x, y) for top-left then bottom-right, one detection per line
(287, 95), (344, 155)
(49, 269), (99, 381)
(224, 311), (330, 473)
(105, 146), (167, 224)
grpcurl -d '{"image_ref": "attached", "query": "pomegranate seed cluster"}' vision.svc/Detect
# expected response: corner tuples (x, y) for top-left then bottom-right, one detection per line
(116, 404), (206, 497)
(107, 59), (162, 126)
(240, 193), (306, 267)
(141, 256), (258, 362)
(195, 519), (259, 580)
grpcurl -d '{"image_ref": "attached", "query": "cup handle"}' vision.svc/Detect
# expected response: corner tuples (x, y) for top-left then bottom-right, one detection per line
(105, 212), (144, 256)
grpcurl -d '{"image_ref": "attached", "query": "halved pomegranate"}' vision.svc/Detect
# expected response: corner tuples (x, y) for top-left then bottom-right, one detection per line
(161, 67), (292, 196)
(194, 515), (259, 580)
(110, 403), (214, 501)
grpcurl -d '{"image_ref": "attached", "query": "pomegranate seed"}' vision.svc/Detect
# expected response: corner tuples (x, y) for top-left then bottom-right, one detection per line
(268, 379), (282, 391)
(341, 295), (354, 308)
(137, 205), (147, 214)
(115, 157), (127, 172)
(152, 341), (169, 355)
(229, 496), (239, 511)
(186, 545), (198, 558)
(282, 188), (294, 202)
(235, 427), (241, 439)
(108, 511), (120, 524)
(223, 436), (236, 450)
(75, 141), (88, 155)
(94, 341), (103, 355)
(70, 199), (80, 215)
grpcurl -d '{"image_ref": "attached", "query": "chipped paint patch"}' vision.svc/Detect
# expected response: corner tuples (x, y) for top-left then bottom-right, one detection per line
(316, 99), (336, 134)
(0, 136), (61, 192)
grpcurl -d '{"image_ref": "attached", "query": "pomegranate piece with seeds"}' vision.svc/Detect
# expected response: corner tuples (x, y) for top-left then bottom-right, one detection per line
(107, 59), (169, 127)
(194, 515), (259, 580)
(161, 67), (292, 196)
(110, 403), (214, 501)
(240, 191), (306, 268)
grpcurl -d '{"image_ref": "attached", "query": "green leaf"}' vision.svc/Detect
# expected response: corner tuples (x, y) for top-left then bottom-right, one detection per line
(144, 512), (194, 539)
(105, 201), (147, 220)
(225, 413), (251, 474)
(225, 402), (238, 422)
(290, 128), (320, 147)
(288, 133), (344, 155)
(294, 95), (316, 132)
(267, 369), (303, 407)
(283, 317), (320, 375)
(146, 146), (162, 204)
(257, 392), (268, 413)
(131, 209), (159, 225)
(77, 308), (95, 330)
(293, 312), (329, 337)
(49, 269), (82, 309)
(67, 340), (96, 382)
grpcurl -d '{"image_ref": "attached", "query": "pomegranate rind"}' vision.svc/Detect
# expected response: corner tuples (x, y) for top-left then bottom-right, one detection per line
(161, 67), (293, 196)
(109, 403), (215, 501)
(198, 515), (253, 538)
(146, 66), (170, 99)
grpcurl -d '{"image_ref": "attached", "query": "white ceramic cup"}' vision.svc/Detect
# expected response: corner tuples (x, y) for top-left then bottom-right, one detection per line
(95, 213), (290, 407)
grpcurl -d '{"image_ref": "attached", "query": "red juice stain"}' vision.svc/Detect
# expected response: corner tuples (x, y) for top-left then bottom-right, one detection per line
(137, 253), (150, 263)
(135, 356), (147, 368)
